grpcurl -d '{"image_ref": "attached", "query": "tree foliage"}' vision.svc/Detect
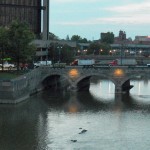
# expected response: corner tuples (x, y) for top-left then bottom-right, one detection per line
(49, 32), (59, 40)
(61, 44), (75, 64)
(71, 35), (82, 42)
(87, 42), (100, 55)
(8, 20), (36, 65)
(71, 35), (88, 43)
(48, 43), (75, 64)
(0, 27), (10, 70)
(66, 35), (70, 41)
(0, 27), (9, 59)
(0, 21), (36, 70)
(87, 41), (111, 55)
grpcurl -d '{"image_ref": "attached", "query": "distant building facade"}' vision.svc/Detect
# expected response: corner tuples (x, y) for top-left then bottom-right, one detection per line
(118, 30), (126, 40)
(134, 36), (150, 45)
(100, 32), (115, 43)
(101, 32), (108, 40)
(114, 30), (132, 44)
(0, 0), (42, 35)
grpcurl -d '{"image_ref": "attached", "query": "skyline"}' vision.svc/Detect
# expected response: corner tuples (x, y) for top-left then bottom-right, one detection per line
(49, 0), (150, 40)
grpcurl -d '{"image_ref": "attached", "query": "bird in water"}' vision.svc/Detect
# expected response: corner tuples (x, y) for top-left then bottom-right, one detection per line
(71, 140), (77, 142)
(79, 129), (87, 134)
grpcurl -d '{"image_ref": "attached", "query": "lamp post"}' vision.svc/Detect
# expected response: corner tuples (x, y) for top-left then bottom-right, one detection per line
(46, 47), (48, 65)
(109, 50), (112, 55)
(99, 49), (103, 55)
(139, 50), (142, 56)
(45, 44), (49, 65)
(1, 44), (4, 71)
(120, 44), (123, 65)
(83, 49), (87, 55)
(120, 41), (125, 65)
(77, 50), (80, 56)
(113, 50), (116, 56)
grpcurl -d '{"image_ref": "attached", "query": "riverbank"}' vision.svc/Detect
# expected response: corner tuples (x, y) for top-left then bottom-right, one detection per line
(0, 70), (29, 79)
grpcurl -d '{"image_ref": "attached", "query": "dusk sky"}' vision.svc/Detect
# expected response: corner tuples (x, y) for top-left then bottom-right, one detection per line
(49, 0), (150, 40)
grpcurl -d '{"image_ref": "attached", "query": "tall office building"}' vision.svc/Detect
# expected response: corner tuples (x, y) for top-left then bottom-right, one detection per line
(0, 0), (42, 36)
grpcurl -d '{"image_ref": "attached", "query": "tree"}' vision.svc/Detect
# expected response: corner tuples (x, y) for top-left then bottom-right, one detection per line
(80, 38), (88, 43)
(39, 32), (59, 40)
(87, 41), (111, 55)
(0, 27), (9, 55)
(61, 44), (75, 64)
(99, 43), (111, 55)
(0, 27), (9, 70)
(49, 43), (75, 64)
(49, 32), (59, 40)
(71, 35), (89, 44)
(66, 35), (70, 41)
(71, 35), (82, 42)
(87, 42), (101, 55)
(8, 20), (36, 70)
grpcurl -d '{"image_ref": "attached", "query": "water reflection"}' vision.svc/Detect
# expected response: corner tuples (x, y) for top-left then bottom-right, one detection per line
(0, 77), (150, 150)
(90, 79), (115, 102)
(89, 77), (150, 112)
(130, 79), (150, 103)
(0, 95), (49, 150)
(40, 77), (150, 113)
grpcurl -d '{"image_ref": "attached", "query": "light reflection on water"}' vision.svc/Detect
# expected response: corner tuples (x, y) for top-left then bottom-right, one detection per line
(130, 80), (150, 104)
(90, 78), (150, 105)
(0, 78), (150, 150)
(90, 79), (115, 102)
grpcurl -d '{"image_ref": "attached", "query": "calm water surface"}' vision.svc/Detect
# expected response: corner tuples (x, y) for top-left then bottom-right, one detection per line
(0, 78), (150, 150)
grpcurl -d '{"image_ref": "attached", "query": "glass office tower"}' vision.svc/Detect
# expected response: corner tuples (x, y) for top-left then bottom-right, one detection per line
(0, 0), (41, 35)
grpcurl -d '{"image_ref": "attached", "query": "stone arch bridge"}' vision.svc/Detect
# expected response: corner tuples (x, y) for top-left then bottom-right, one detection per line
(40, 66), (150, 93)
(0, 66), (150, 103)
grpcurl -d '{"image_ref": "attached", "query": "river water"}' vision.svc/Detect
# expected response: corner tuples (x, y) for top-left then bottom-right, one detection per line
(0, 77), (150, 150)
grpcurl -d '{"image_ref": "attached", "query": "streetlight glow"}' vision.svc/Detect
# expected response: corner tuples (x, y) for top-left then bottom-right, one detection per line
(114, 69), (124, 77)
(69, 69), (79, 78)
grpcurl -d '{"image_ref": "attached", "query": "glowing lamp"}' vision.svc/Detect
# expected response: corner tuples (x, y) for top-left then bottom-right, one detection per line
(114, 69), (124, 77)
(69, 69), (79, 78)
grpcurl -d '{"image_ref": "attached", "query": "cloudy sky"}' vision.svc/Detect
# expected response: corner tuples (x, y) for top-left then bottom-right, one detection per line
(49, 0), (150, 40)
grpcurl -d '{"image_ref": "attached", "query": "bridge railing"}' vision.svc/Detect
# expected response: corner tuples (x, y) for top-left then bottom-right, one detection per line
(40, 65), (150, 72)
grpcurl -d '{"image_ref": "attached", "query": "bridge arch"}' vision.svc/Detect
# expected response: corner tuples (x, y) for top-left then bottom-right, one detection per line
(41, 72), (74, 90)
(73, 73), (135, 93)
(73, 73), (116, 91)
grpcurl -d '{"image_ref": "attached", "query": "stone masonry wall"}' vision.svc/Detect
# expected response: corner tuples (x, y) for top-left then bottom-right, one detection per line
(0, 68), (43, 104)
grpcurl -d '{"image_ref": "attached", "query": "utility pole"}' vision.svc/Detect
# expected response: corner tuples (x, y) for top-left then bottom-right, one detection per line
(46, 44), (49, 65)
